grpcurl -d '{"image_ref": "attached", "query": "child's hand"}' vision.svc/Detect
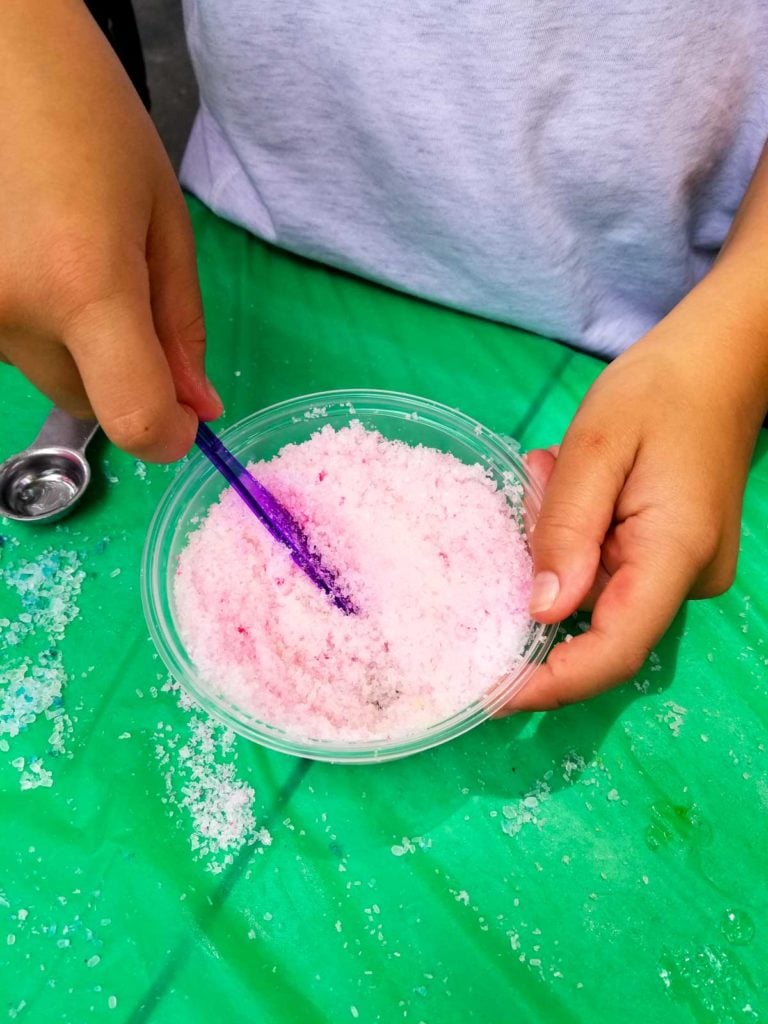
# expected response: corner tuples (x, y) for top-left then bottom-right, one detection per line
(504, 278), (768, 712)
(0, 0), (221, 462)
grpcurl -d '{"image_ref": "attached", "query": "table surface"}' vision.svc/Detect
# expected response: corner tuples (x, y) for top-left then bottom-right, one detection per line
(1, 196), (766, 1023)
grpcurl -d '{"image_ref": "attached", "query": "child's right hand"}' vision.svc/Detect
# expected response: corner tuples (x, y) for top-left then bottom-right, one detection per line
(0, 0), (221, 462)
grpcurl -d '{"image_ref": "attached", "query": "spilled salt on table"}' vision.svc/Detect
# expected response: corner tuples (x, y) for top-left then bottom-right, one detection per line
(173, 422), (533, 742)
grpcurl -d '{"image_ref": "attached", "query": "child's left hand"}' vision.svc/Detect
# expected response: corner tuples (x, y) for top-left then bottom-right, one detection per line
(501, 271), (768, 712)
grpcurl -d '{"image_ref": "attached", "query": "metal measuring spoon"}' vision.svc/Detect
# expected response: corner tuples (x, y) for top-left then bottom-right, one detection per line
(0, 407), (99, 523)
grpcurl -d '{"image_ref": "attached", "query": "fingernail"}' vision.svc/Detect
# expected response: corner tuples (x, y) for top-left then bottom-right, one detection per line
(529, 571), (560, 614)
(205, 379), (224, 414)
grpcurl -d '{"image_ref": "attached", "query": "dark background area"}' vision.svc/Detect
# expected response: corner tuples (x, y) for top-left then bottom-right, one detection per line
(134, 0), (198, 168)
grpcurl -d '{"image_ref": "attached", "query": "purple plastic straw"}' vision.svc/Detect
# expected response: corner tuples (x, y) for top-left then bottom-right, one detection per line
(195, 422), (355, 615)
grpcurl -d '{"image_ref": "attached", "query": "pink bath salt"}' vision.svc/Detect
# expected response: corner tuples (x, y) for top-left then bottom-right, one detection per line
(173, 422), (533, 743)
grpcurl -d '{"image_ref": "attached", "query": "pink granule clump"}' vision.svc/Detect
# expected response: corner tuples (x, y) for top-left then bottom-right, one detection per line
(174, 422), (533, 743)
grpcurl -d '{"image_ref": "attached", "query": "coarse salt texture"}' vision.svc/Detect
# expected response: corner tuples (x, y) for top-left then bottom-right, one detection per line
(173, 423), (533, 743)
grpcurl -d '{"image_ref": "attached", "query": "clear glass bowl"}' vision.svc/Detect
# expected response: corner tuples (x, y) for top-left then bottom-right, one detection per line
(141, 390), (557, 763)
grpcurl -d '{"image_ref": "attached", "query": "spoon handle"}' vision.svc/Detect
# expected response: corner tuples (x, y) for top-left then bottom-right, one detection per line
(195, 422), (355, 614)
(33, 407), (99, 454)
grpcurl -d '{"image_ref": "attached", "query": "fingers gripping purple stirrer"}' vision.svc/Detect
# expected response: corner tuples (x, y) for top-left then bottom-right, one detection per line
(195, 422), (356, 614)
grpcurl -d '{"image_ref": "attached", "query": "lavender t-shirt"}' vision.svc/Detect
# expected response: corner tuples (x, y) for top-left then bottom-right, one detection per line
(180, 1), (768, 356)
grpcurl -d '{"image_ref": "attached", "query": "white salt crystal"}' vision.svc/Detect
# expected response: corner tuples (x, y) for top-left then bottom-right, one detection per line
(154, 710), (263, 874)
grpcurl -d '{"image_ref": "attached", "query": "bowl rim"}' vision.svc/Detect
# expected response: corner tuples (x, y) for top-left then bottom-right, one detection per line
(140, 388), (558, 763)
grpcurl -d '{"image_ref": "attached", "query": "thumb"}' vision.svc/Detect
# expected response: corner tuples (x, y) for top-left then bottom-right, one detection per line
(66, 285), (198, 462)
(146, 186), (223, 422)
(529, 431), (626, 622)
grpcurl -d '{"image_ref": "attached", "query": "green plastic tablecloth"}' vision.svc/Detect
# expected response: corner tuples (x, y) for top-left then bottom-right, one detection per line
(1, 196), (766, 1023)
